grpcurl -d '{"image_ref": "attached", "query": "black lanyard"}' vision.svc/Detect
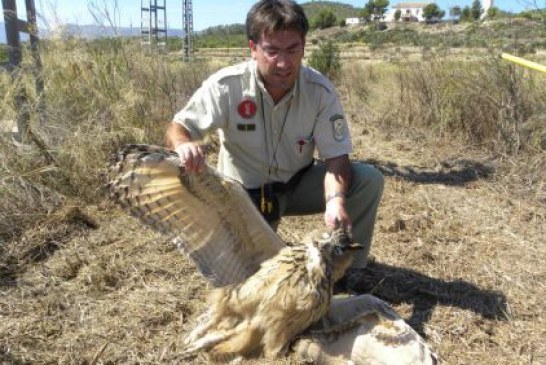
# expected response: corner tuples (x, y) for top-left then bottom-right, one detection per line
(259, 89), (292, 182)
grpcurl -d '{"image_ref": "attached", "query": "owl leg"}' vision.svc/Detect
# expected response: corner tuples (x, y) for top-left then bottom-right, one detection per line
(211, 320), (260, 357)
(183, 324), (249, 356)
(262, 328), (292, 359)
(182, 331), (228, 355)
(184, 310), (217, 345)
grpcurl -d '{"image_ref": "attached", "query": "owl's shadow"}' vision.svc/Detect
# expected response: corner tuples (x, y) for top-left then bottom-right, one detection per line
(350, 261), (509, 337)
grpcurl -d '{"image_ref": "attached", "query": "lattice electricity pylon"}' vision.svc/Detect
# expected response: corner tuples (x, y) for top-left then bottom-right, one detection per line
(182, 0), (194, 61)
(141, 0), (167, 50)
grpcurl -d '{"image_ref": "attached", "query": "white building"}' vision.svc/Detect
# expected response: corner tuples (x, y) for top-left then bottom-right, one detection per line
(383, 2), (433, 22)
(345, 17), (363, 26)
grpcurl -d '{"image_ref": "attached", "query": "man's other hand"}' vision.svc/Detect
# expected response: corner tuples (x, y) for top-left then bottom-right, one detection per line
(324, 197), (351, 231)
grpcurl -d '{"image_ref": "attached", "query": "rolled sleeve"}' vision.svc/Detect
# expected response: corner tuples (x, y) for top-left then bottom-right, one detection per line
(313, 89), (353, 159)
(173, 79), (227, 140)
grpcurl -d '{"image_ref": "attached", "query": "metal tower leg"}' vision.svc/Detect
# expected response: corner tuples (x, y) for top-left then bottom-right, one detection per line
(182, 0), (194, 61)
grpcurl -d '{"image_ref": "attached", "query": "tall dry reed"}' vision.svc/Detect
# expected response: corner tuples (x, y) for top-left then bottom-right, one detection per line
(342, 56), (546, 154)
(0, 38), (221, 240)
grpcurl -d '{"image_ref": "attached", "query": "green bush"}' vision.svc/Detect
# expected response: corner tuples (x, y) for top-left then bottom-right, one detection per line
(307, 40), (341, 79)
(0, 44), (7, 64)
(311, 9), (338, 29)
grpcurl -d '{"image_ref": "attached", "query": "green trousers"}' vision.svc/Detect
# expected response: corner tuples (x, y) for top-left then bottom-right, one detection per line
(274, 162), (384, 268)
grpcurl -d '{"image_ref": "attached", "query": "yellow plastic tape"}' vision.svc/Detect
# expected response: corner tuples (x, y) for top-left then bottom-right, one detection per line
(501, 52), (546, 74)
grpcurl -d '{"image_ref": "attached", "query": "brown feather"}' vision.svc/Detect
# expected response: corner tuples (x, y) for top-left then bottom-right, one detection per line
(182, 230), (353, 359)
(107, 144), (285, 286)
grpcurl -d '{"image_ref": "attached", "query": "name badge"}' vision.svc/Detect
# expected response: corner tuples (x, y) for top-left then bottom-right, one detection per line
(237, 123), (256, 131)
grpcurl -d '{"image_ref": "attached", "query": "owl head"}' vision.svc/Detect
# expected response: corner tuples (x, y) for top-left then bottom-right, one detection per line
(307, 224), (364, 257)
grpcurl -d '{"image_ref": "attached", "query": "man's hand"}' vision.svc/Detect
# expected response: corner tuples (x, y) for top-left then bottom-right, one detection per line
(165, 123), (206, 174)
(175, 142), (206, 173)
(324, 196), (351, 230)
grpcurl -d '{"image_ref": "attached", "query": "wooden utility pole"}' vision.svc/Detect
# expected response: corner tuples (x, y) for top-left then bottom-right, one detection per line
(2, 0), (45, 144)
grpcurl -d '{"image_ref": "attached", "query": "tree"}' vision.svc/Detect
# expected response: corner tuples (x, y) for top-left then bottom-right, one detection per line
(450, 5), (462, 19)
(487, 7), (500, 18)
(311, 9), (337, 29)
(373, 0), (390, 20)
(394, 8), (401, 21)
(471, 0), (483, 20)
(361, 0), (390, 22)
(460, 6), (472, 22)
(423, 3), (445, 22)
(360, 0), (374, 21)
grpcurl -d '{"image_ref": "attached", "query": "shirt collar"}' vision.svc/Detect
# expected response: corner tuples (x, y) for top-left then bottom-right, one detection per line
(251, 60), (298, 107)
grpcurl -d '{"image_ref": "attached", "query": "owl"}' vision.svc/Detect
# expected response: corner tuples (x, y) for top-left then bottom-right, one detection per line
(181, 228), (362, 360)
(108, 144), (439, 364)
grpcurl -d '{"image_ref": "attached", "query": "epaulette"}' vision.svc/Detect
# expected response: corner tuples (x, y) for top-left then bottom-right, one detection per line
(303, 66), (335, 93)
(209, 62), (249, 84)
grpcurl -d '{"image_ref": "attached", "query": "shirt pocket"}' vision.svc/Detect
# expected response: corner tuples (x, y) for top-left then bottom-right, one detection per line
(291, 135), (315, 160)
(225, 116), (264, 151)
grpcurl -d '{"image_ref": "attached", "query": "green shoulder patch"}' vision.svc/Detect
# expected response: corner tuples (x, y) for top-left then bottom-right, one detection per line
(330, 114), (346, 141)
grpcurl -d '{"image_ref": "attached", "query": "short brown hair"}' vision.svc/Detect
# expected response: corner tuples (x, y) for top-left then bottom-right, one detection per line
(246, 0), (309, 43)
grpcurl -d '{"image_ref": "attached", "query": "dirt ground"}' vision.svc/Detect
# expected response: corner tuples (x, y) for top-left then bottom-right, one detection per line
(1, 111), (545, 364)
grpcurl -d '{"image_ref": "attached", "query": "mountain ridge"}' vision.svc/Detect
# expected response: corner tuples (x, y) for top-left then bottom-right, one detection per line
(0, 22), (185, 44)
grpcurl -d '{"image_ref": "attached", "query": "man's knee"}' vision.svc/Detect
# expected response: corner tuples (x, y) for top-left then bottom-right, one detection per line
(349, 163), (384, 198)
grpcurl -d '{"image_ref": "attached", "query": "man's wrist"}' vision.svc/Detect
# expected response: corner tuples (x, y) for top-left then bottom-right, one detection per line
(325, 191), (346, 204)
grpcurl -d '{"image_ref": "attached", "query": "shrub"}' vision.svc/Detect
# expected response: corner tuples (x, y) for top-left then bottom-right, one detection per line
(311, 9), (338, 30)
(307, 40), (341, 79)
(392, 58), (545, 154)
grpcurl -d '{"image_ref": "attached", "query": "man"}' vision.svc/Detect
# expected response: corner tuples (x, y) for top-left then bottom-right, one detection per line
(165, 0), (383, 286)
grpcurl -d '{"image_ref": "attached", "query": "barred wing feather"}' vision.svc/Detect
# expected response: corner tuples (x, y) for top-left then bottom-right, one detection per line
(294, 294), (439, 365)
(108, 144), (285, 287)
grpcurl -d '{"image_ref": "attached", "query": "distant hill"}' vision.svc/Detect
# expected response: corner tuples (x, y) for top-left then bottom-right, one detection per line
(42, 24), (185, 40)
(0, 2), (359, 44)
(0, 22), (184, 44)
(301, 1), (361, 21)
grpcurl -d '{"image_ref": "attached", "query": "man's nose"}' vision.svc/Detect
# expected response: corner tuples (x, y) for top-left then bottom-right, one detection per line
(276, 54), (291, 68)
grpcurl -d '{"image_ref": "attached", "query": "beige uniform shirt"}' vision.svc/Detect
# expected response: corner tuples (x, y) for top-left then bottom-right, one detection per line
(173, 60), (352, 189)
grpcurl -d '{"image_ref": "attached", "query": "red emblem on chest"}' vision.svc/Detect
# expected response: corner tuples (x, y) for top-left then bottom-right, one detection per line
(237, 99), (257, 119)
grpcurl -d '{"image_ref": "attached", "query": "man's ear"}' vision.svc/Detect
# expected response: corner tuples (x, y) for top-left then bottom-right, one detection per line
(249, 39), (257, 60)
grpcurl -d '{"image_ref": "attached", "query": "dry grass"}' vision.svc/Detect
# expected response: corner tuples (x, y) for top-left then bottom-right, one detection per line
(0, 39), (219, 241)
(1, 38), (545, 364)
(342, 56), (546, 154)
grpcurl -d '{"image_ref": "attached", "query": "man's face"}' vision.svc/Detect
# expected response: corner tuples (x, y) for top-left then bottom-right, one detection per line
(249, 29), (305, 99)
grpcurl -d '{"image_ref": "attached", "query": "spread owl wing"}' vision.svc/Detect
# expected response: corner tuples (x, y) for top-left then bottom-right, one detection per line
(107, 144), (285, 287)
(294, 294), (439, 365)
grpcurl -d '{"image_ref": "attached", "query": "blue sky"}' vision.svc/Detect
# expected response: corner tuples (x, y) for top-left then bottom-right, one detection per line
(18, 1), (538, 31)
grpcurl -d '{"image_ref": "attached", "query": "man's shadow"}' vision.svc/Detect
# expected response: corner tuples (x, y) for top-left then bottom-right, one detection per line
(350, 157), (505, 336)
(351, 261), (509, 336)
(365, 157), (495, 186)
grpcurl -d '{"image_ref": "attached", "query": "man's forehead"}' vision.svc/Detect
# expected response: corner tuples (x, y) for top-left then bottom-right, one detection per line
(259, 30), (304, 47)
